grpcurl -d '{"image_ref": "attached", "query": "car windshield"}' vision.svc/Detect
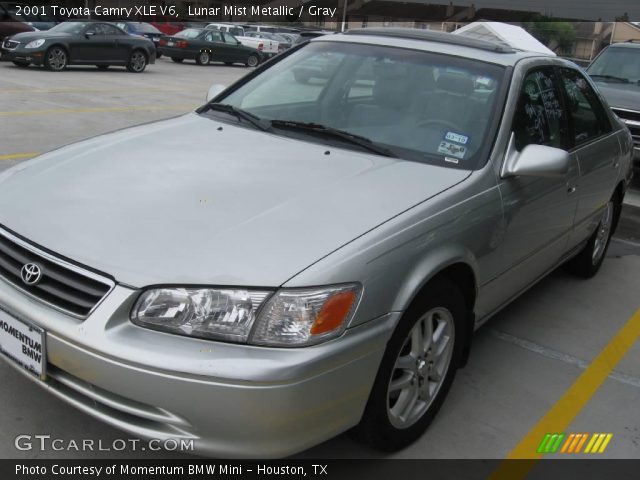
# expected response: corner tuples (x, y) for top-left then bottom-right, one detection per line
(587, 47), (640, 84)
(49, 22), (88, 34)
(175, 29), (202, 39)
(209, 41), (505, 169)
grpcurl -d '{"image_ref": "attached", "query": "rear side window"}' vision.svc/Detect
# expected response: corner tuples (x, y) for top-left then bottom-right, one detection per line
(512, 68), (566, 151)
(559, 68), (611, 147)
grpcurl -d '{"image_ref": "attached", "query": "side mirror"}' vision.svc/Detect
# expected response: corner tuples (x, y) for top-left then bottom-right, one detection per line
(206, 84), (226, 102)
(236, 41), (241, 46)
(502, 134), (569, 179)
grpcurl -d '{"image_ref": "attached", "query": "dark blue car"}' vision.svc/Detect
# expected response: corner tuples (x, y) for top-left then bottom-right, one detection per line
(115, 22), (163, 57)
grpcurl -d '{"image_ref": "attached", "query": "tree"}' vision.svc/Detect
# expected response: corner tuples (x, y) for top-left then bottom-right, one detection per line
(523, 18), (576, 54)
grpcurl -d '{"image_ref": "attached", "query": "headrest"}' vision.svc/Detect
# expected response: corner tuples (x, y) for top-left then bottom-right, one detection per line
(436, 73), (473, 96)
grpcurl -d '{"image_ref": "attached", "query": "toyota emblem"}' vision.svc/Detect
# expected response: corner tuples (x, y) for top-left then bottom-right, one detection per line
(20, 263), (42, 286)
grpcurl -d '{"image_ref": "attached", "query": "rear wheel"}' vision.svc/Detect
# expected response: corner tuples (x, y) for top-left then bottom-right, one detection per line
(245, 54), (259, 68)
(12, 60), (29, 68)
(566, 196), (618, 278)
(195, 51), (210, 66)
(127, 50), (147, 73)
(44, 46), (67, 71)
(171, 57), (184, 63)
(352, 279), (466, 451)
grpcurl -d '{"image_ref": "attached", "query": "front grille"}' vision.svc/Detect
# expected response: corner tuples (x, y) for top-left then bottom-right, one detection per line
(2, 40), (19, 50)
(0, 228), (113, 318)
(612, 108), (640, 148)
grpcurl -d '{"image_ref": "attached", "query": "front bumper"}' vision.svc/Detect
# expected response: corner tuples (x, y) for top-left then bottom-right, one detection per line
(0, 47), (46, 65)
(0, 278), (396, 458)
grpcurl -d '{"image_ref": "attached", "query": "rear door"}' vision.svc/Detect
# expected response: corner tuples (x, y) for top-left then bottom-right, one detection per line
(203, 31), (229, 62)
(558, 67), (620, 248)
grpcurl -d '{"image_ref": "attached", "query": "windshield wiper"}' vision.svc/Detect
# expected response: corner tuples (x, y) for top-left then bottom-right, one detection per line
(589, 74), (630, 84)
(201, 103), (273, 132)
(270, 120), (397, 158)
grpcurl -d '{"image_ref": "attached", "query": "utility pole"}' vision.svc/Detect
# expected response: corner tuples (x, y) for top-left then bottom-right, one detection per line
(341, 0), (348, 32)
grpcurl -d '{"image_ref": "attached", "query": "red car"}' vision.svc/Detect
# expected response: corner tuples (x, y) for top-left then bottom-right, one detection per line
(0, 4), (33, 41)
(149, 18), (187, 36)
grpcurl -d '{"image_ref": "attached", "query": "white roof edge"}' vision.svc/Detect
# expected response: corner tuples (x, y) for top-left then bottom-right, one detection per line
(453, 22), (556, 56)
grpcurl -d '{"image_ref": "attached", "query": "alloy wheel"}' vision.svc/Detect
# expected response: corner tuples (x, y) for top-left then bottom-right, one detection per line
(592, 201), (613, 265)
(129, 51), (146, 72)
(387, 307), (455, 429)
(46, 48), (67, 71)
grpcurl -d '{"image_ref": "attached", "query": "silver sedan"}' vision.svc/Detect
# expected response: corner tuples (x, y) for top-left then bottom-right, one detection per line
(0, 28), (633, 457)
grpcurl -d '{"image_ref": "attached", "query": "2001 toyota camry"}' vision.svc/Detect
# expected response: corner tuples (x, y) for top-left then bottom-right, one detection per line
(0, 28), (633, 457)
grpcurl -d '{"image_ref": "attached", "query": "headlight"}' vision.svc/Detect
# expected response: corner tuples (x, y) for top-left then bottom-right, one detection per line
(131, 283), (361, 347)
(251, 284), (361, 347)
(131, 288), (271, 342)
(25, 39), (45, 49)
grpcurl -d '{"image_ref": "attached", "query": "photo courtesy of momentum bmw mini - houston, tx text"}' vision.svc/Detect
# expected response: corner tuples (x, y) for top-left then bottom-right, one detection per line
(0, 0), (639, 473)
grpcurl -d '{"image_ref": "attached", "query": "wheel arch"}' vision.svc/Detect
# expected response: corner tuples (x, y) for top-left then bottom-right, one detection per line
(390, 246), (479, 367)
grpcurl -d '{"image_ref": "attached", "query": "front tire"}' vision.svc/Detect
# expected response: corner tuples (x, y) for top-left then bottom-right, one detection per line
(245, 54), (259, 68)
(566, 196), (618, 278)
(127, 50), (147, 73)
(352, 279), (467, 451)
(44, 46), (67, 71)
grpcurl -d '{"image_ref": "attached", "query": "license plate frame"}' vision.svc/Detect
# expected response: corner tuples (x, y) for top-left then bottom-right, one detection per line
(0, 309), (46, 380)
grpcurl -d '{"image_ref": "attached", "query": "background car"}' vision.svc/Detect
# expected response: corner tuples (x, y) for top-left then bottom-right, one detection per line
(115, 21), (163, 57)
(149, 18), (187, 36)
(244, 31), (292, 53)
(0, 3), (33, 42)
(158, 28), (262, 67)
(587, 41), (640, 168)
(206, 23), (280, 58)
(1, 2), (56, 30)
(0, 21), (155, 72)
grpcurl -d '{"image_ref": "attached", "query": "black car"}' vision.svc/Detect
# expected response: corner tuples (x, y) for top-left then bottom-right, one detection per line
(0, 21), (156, 72)
(587, 41), (640, 167)
(158, 28), (262, 67)
(115, 21), (163, 57)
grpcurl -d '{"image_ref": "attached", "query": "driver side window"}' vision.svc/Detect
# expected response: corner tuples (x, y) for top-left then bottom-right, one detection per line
(512, 68), (566, 151)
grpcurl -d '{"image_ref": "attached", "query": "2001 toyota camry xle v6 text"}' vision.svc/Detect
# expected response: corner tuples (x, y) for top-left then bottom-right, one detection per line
(0, 28), (633, 457)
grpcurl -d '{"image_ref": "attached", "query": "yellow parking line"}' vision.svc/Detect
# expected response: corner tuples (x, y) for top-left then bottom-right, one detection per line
(489, 307), (640, 479)
(0, 104), (197, 117)
(0, 152), (40, 160)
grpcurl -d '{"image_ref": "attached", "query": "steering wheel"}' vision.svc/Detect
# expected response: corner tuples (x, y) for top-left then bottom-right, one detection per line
(416, 119), (462, 132)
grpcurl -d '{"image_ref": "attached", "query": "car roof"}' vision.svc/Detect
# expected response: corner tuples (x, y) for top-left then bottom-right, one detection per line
(317, 28), (548, 67)
(606, 41), (640, 49)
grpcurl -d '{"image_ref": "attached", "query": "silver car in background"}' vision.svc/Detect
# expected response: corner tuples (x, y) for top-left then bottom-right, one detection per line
(0, 28), (633, 457)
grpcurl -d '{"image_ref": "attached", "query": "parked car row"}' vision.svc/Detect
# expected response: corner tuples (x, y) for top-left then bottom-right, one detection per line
(0, 19), (334, 72)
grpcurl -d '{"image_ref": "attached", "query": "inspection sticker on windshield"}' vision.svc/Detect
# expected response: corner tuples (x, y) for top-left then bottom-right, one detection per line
(444, 131), (469, 145)
(438, 140), (467, 159)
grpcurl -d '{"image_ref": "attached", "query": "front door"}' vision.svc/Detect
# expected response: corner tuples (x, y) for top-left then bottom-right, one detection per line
(72, 23), (117, 62)
(481, 66), (579, 316)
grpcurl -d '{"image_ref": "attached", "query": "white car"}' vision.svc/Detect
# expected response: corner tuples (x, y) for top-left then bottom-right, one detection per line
(206, 23), (279, 57)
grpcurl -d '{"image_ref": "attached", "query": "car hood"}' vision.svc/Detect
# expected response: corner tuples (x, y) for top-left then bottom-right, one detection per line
(592, 81), (640, 111)
(0, 114), (470, 288)
(9, 30), (71, 42)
